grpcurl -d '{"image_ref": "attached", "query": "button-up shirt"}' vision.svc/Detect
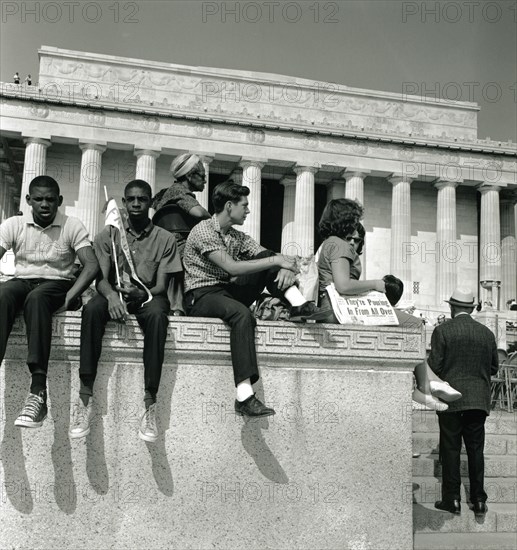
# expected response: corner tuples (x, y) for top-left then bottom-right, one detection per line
(184, 215), (262, 292)
(0, 212), (90, 280)
(94, 221), (182, 289)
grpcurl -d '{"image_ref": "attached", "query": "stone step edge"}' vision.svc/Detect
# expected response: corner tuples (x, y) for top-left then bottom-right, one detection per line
(411, 476), (517, 503)
(413, 503), (517, 534)
(413, 532), (517, 550)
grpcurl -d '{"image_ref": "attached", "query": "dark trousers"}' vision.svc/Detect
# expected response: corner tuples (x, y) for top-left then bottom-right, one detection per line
(80, 293), (169, 397)
(438, 409), (488, 503)
(0, 278), (73, 374)
(185, 250), (285, 386)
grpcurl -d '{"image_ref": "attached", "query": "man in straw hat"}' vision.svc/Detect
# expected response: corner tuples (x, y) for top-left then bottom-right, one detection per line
(153, 153), (211, 315)
(428, 287), (498, 517)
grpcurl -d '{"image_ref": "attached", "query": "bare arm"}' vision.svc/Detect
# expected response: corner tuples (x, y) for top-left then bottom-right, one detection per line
(55, 246), (99, 313)
(207, 249), (296, 277)
(188, 205), (211, 220)
(331, 257), (385, 295)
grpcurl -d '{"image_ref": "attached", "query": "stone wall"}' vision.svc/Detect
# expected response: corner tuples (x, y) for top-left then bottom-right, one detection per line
(0, 314), (424, 550)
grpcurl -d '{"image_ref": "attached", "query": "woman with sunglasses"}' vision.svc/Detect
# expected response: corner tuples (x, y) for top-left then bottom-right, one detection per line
(314, 198), (460, 411)
(316, 198), (385, 319)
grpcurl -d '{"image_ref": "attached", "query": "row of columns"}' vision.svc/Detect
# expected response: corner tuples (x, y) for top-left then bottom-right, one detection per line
(13, 137), (517, 308)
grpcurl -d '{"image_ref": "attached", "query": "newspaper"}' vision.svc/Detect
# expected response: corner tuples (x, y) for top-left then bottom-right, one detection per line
(326, 284), (399, 325)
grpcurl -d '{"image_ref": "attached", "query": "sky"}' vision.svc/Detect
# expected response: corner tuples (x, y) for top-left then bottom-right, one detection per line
(1, 0), (516, 142)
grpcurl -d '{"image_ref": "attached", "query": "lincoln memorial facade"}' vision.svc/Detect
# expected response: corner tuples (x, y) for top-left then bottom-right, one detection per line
(1, 46), (516, 313)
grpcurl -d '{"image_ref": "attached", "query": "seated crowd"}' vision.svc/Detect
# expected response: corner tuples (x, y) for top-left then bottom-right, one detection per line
(0, 161), (473, 440)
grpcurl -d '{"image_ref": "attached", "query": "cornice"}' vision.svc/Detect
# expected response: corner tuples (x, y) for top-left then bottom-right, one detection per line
(2, 90), (515, 157)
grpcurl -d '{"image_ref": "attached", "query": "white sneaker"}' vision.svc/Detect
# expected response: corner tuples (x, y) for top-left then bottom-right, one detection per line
(139, 403), (158, 443)
(430, 381), (462, 402)
(412, 389), (448, 412)
(69, 399), (94, 439)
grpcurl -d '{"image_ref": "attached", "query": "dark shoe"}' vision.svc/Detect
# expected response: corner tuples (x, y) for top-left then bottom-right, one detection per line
(15, 390), (48, 428)
(234, 394), (275, 417)
(472, 501), (487, 517)
(303, 307), (336, 323)
(435, 500), (461, 514)
(289, 302), (319, 322)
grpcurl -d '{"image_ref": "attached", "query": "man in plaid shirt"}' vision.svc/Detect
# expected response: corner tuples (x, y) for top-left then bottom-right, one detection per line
(183, 181), (319, 417)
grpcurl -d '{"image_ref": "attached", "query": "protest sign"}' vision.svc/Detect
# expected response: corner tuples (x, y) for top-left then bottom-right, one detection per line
(326, 284), (399, 325)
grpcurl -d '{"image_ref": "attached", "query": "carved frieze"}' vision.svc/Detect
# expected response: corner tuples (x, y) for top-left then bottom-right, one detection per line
(4, 314), (425, 368)
(30, 104), (49, 118)
(35, 47), (481, 142)
(246, 129), (265, 143)
(194, 123), (213, 138)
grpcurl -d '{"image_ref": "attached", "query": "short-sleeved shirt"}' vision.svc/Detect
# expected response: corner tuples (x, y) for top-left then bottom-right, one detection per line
(317, 236), (361, 309)
(154, 182), (199, 214)
(184, 215), (262, 292)
(0, 212), (91, 280)
(94, 221), (182, 290)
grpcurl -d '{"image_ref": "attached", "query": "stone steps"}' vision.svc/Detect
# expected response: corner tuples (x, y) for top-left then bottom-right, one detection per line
(413, 503), (517, 533)
(413, 433), (516, 455)
(412, 408), (516, 549)
(412, 410), (517, 436)
(414, 533), (517, 550)
(411, 476), (517, 504)
(413, 455), (517, 478)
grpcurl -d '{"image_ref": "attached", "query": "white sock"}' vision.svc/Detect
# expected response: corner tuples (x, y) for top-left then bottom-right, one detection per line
(284, 286), (306, 307)
(236, 379), (254, 402)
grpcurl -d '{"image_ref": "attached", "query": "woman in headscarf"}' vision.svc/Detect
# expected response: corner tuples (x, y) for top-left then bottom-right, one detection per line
(152, 153), (211, 314)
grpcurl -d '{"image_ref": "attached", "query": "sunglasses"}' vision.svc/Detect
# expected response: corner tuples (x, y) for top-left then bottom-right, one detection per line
(345, 236), (364, 244)
(191, 171), (206, 180)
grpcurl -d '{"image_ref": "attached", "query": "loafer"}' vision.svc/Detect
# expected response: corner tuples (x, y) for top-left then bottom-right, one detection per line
(435, 499), (461, 514)
(430, 381), (462, 402)
(234, 394), (275, 417)
(289, 302), (320, 322)
(472, 501), (487, 517)
(304, 307), (335, 323)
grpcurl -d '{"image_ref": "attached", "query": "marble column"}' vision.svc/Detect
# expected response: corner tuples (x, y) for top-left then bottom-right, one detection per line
(281, 176), (297, 255)
(240, 160), (265, 241)
(0, 178), (8, 221)
(20, 137), (51, 216)
(293, 166), (317, 257)
(197, 155), (214, 210)
(344, 169), (369, 205)
(77, 142), (107, 238)
(135, 149), (160, 197)
(479, 184), (502, 308)
(435, 180), (459, 303)
(389, 174), (413, 303)
(326, 178), (346, 203)
(500, 197), (516, 306)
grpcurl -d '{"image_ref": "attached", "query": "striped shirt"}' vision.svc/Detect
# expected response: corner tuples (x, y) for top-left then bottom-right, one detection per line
(0, 212), (90, 280)
(184, 215), (261, 292)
